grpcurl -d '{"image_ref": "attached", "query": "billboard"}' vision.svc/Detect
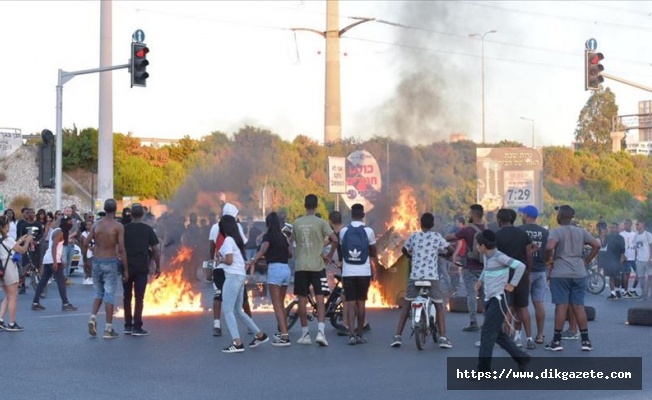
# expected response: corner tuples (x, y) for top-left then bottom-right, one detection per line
(327, 156), (347, 194)
(476, 147), (543, 212)
(0, 128), (22, 159)
(340, 150), (382, 212)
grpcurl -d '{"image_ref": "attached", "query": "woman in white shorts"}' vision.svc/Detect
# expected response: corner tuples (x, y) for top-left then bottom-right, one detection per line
(247, 212), (293, 346)
(0, 215), (33, 331)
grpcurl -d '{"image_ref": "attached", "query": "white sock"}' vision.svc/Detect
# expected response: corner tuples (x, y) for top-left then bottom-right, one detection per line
(301, 326), (309, 336)
(106, 323), (112, 331)
(514, 330), (521, 340)
(213, 319), (220, 328)
(318, 322), (325, 334)
(90, 314), (97, 320)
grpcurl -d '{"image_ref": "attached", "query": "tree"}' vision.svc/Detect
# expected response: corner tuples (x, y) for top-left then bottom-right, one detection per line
(574, 87), (620, 154)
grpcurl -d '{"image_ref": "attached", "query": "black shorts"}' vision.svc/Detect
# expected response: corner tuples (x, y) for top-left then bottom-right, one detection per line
(342, 276), (371, 302)
(509, 270), (530, 308)
(212, 269), (248, 302)
(294, 270), (329, 297)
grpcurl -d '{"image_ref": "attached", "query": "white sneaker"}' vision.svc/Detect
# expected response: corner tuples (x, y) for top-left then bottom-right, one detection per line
(297, 333), (312, 345)
(83, 278), (94, 286)
(315, 331), (328, 346)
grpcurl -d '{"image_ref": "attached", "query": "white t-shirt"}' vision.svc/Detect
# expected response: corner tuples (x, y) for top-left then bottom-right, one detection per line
(339, 221), (376, 277)
(208, 223), (246, 243)
(8, 221), (17, 240)
(42, 228), (63, 264)
(620, 231), (637, 261)
(0, 236), (17, 265)
(81, 231), (94, 259)
(219, 236), (246, 275)
(635, 231), (652, 261)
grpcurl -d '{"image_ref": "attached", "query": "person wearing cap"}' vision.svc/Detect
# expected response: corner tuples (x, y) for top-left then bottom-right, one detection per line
(473, 229), (530, 374)
(619, 219), (638, 298)
(518, 205), (549, 345)
(495, 208), (534, 350)
(544, 205), (600, 352)
(122, 203), (161, 336)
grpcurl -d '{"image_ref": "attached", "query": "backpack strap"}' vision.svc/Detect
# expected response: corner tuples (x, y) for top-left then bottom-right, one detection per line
(469, 224), (482, 234)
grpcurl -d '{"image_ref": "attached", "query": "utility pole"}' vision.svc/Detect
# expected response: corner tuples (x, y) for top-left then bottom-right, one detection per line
(98, 0), (114, 206)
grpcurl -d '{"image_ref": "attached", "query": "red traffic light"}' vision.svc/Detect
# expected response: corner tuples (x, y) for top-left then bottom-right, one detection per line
(589, 52), (604, 65)
(135, 47), (149, 58)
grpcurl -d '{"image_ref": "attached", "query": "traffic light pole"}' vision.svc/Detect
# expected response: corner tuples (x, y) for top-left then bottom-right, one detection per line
(54, 63), (128, 211)
(600, 72), (652, 93)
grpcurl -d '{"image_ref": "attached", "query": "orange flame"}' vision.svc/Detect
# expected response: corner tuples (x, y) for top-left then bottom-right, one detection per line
(117, 246), (203, 317)
(382, 187), (420, 267)
(366, 280), (391, 308)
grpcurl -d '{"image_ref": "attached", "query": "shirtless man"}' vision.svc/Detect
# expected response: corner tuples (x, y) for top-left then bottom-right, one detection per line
(83, 199), (129, 339)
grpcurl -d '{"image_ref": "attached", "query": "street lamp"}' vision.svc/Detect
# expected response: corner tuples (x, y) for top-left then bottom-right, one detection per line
(469, 29), (497, 144)
(520, 116), (535, 148)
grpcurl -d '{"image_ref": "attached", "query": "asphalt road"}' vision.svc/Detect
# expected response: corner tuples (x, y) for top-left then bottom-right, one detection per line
(1, 272), (650, 400)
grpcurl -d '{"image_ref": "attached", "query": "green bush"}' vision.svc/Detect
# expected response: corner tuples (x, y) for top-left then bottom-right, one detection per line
(63, 183), (76, 196)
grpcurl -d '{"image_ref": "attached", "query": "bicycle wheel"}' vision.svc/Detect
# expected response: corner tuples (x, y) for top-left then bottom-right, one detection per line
(414, 309), (429, 350)
(587, 272), (605, 295)
(283, 300), (299, 332)
(430, 315), (439, 344)
(29, 268), (41, 292)
(329, 298), (345, 331)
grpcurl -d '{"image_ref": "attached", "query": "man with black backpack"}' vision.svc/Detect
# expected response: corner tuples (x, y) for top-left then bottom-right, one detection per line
(339, 204), (377, 345)
(446, 204), (485, 332)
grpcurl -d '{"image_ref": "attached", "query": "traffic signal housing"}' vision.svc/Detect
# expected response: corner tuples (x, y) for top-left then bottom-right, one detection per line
(585, 50), (604, 91)
(130, 42), (149, 87)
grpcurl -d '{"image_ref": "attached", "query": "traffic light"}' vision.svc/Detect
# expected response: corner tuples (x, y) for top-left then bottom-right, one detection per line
(130, 42), (149, 87)
(585, 50), (604, 91)
(39, 129), (55, 188)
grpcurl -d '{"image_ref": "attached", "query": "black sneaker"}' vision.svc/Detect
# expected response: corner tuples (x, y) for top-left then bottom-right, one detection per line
(124, 326), (133, 335)
(271, 335), (291, 347)
(248, 333), (269, 348)
(581, 340), (593, 351)
(363, 323), (372, 332)
(0, 320), (5, 330)
(31, 303), (46, 311)
(62, 303), (78, 312)
(544, 341), (563, 352)
(606, 293), (617, 300)
(132, 328), (149, 337)
(103, 328), (119, 339)
(462, 322), (480, 332)
(355, 335), (368, 344)
(222, 342), (245, 353)
(518, 353), (532, 372)
(616, 291), (622, 299)
(6, 322), (24, 332)
(88, 318), (97, 337)
(212, 327), (222, 337)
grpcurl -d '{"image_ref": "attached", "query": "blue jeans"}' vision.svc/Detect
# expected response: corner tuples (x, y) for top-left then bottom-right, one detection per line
(63, 244), (75, 278)
(223, 272), (260, 342)
(478, 295), (528, 372)
(33, 263), (69, 305)
(123, 271), (148, 329)
(92, 258), (120, 305)
(462, 269), (482, 323)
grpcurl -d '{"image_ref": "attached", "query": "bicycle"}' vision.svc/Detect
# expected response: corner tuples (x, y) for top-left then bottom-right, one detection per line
(284, 273), (345, 332)
(586, 262), (606, 295)
(19, 252), (45, 296)
(410, 280), (439, 350)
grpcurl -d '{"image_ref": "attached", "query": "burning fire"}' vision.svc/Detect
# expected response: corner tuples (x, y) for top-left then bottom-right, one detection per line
(381, 187), (420, 267)
(116, 246), (203, 317)
(367, 280), (391, 308)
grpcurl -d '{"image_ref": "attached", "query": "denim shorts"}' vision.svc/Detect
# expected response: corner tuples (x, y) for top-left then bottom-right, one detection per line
(92, 258), (120, 305)
(267, 263), (291, 286)
(529, 271), (547, 303)
(550, 277), (586, 306)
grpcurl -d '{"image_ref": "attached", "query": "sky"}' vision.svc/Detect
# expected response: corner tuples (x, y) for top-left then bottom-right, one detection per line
(1, 0), (652, 148)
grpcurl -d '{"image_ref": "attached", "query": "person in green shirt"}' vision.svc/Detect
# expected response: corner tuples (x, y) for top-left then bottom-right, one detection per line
(292, 194), (338, 347)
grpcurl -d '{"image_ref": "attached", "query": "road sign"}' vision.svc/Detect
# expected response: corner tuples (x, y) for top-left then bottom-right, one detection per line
(132, 29), (145, 43)
(585, 38), (598, 51)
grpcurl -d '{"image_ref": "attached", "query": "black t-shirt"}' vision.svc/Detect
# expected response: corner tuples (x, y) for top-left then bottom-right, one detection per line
(496, 226), (531, 266)
(262, 232), (289, 264)
(19, 221), (45, 243)
(519, 223), (549, 273)
(597, 233), (625, 273)
(124, 222), (159, 274)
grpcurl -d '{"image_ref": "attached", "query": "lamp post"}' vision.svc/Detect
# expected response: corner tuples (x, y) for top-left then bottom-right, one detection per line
(520, 116), (535, 148)
(469, 30), (496, 144)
